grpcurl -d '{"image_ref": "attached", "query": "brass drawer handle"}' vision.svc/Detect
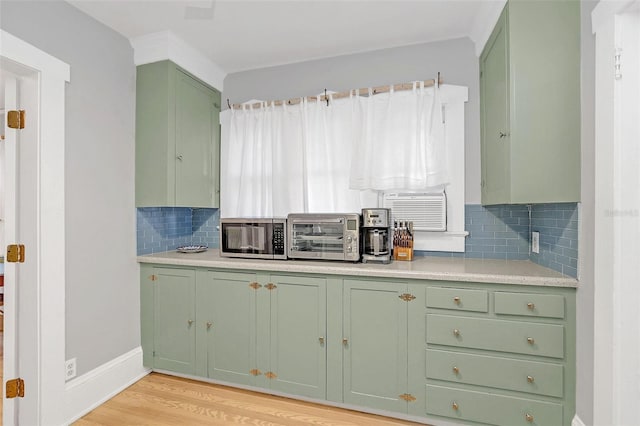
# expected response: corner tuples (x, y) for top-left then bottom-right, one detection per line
(452, 402), (459, 411)
(319, 336), (325, 345)
(527, 302), (535, 310)
(453, 296), (461, 304)
(187, 319), (194, 326)
(342, 338), (349, 346)
(452, 366), (459, 374)
(527, 337), (535, 345)
(453, 329), (460, 337)
(525, 413), (534, 422)
(206, 322), (213, 330)
(527, 375), (535, 383)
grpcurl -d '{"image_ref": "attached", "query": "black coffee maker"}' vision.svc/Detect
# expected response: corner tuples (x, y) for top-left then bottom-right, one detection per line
(361, 208), (392, 264)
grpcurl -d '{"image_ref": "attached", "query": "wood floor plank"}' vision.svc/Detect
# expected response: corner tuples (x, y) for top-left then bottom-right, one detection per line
(75, 373), (423, 426)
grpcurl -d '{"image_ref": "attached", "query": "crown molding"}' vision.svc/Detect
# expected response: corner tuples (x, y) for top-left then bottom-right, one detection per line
(130, 31), (226, 91)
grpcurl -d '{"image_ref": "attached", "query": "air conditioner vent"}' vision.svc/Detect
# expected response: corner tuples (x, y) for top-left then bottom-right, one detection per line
(383, 193), (447, 231)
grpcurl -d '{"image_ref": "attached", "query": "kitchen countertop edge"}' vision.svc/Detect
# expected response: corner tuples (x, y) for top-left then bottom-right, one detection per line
(137, 251), (578, 288)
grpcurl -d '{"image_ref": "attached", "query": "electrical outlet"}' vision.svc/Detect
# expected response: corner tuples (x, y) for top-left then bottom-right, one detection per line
(65, 358), (77, 380)
(532, 231), (540, 254)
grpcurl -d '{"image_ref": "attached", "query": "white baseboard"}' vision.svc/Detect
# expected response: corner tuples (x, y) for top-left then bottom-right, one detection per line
(572, 414), (586, 426)
(63, 346), (150, 424)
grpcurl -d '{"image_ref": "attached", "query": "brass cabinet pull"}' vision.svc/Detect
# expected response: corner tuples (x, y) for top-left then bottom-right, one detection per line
(525, 413), (534, 422)
(527, 337), (535, 345)
(342, 338), (349, 346)
(206, 322), (213, 330)
(187, 319), (194, 326)
(319, 336), (325, 345)
(453, 329), (460, 337)
(527, 375), (535, 383)
(453, 296), (461, 304)
(499, 131), (507, 138)
(527, 302), (535, 310)
(452, 366), (459, 374)
(452, 402), (459, 411)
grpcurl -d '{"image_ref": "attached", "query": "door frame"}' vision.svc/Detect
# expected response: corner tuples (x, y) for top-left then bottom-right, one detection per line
(1, 29), (69, 425)
(591, 1), (640, 425)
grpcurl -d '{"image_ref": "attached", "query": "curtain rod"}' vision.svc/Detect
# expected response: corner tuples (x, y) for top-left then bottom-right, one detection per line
(228, 74), (443, 110)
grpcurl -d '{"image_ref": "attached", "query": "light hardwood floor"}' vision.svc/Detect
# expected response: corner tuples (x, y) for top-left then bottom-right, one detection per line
(75, 373), (423, 425)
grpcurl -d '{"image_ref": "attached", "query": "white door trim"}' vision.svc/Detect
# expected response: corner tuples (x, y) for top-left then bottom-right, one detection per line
(1, 29), (69, 425)
(591, 1), (640, 425)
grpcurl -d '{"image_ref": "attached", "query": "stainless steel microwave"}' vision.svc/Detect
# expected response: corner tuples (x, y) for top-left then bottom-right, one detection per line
(220, 218), (287, 260)
(287, 213), (360, 262)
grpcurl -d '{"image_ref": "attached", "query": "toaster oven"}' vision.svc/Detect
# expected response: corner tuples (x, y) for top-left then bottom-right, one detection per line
(287, 213), (360, 262)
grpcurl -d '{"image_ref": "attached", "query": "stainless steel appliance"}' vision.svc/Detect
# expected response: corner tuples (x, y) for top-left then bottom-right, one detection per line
(287, 213), (360, 262)
(361, 208), (392, 264)
(220, 218), (287, 260)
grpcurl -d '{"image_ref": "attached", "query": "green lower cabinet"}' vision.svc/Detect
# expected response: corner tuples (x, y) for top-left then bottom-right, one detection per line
(196, 270), (327, 399)
(196, 270), (258, 386)
(141, 265), (575, 426)
(267, 275), (327, 399)
(426, 384), (563, 426)
(342, 279), (409, 413)
(142, 266), (196, 375)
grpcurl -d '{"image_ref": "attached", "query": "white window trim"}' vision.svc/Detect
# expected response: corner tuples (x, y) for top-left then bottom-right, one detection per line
(413, 84), (469, 252)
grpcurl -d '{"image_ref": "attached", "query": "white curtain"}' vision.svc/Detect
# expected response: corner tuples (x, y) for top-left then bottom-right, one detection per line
(350, 83), (447, 191)
(220, 84), (446, 218)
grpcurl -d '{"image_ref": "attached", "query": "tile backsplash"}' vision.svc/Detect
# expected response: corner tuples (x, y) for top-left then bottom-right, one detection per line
(530, 203), (579, 278)
(136, 203), (578, 278)
(419, 203), (579, 278)
(137, 207), (219, 255)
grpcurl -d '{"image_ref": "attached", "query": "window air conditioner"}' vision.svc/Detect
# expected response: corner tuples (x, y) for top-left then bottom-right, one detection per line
(383, 192), (447, 232)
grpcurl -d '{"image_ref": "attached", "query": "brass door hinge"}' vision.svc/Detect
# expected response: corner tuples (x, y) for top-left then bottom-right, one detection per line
(265, 283), (277, 290)
(6, 244), (25, 263)
(399, 393), (416, 402)
(148, 274), (158, 281)
(398, 293), (416, 302)
(249, 369), (262, 376)
(7, 110), (25, 129)
(264, 371), (277, 379)
(249, 282), (262, 290)
(6, 378), (25, 398)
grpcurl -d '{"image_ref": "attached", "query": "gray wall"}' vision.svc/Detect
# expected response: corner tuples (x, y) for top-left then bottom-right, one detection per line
(1, 1), (139, 376)
(223, 38), (482, 204)
(577, 0), (597, 424)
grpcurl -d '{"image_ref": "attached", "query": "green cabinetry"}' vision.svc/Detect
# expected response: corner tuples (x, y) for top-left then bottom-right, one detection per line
(140, 264), (575, 425)
(480, 0), (580, 205)
(424, 282), (575, 426)
(136, 60), (221, 207)
(140, 265), (196, 374)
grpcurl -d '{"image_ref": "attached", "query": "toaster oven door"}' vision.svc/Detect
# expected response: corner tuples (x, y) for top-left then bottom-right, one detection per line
(288, 216), (358, 261)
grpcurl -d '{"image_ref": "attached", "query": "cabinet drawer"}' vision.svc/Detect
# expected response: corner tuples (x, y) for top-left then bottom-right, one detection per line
(426, 349), (564, 397)
(426, 287), (488, 312)
(495, 292), (565, 319)
(426, 314), (565, 358)
(426, 384), (563, 426)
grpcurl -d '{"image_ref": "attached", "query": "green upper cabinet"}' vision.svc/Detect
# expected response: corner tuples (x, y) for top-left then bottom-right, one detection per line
(136, 60), (221, 207)
(480, 0), (580, 205)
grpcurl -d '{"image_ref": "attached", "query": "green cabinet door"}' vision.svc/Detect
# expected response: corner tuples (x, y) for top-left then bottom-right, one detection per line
(136, 60), (221, 207)
(480, 6), (510, 205)
(152, 267), (196, 374)
(479, 1), (580, 205)
(175, 70), (220, 207)
(197, 270), (258, 386)
(267, 275), (327, 399)
(343, 279), (408, 413)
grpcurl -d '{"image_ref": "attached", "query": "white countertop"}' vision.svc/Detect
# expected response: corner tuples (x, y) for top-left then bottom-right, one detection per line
(138, 251), (578, 288)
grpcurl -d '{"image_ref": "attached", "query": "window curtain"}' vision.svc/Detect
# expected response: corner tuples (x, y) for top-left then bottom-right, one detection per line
(350, 82), (447, 191)
(220, 84), (446, 218)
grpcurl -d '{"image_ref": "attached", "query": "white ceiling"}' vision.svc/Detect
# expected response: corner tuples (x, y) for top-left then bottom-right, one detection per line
(68, 0), (503, 74)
